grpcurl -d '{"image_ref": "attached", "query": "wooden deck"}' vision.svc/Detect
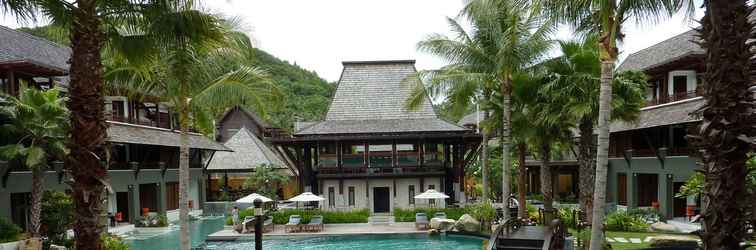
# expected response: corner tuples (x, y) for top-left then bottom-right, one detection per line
(500, 226), (547, 240)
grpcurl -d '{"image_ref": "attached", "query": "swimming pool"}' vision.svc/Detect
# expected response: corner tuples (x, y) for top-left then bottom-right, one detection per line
(123, 216), (226, 250)
(205, 234), (487, 250)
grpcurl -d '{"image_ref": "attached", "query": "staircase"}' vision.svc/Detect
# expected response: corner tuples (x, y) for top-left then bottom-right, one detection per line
(368, 215), (394, 225)
(496, 238), (544, 250)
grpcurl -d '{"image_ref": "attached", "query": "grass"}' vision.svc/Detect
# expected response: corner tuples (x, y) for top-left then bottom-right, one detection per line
(569, 229), (700, 250)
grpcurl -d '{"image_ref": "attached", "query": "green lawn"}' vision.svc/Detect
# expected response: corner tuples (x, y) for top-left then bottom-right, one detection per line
(569, 229), (700, 250)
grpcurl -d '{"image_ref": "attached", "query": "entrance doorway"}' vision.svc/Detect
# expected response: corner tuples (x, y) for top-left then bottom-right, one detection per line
(139, 183), (158, 214)
(373, 187), (390, 213)
(116, 192), (130, 223)
(618, 173), (627, 206)
(637, 174), (659, 207)
(10, 192), (30, 230)
(673, 182), (687, 217)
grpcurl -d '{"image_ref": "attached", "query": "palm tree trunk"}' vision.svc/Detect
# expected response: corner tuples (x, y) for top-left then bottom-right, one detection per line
(179, 98), (191, 250)
(29, 168), (43, 237)
(68, 1), (108, 249)
(481, 110), (489, 202)
(577, 118), (595, 222)
(539, 143), (553, 223)
(696, 0), (754, 248)
(517, 143), (527, 219)
(589, 58), (614, 250)
(500, 77), (512, 219)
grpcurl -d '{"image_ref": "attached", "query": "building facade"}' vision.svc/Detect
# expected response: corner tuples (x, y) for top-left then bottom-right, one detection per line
(0, 25), (227, 229)
(273, 60), (481, 213)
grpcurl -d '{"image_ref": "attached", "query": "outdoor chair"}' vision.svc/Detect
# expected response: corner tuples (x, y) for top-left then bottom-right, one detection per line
(306, 215), (324, 232)
(433, 212), (447, 219)
(242, 216), (256, 234)
(415, 213), (429, 230)
(285, 215), (302, 233)
(263, 217), (274, 233)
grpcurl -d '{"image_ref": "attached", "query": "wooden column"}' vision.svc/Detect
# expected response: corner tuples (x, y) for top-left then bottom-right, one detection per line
(337, 142), (343, 173)
(8, 70), (16, 96)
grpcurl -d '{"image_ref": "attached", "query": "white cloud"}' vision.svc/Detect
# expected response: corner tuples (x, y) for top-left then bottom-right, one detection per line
(1, 0), (705, 81)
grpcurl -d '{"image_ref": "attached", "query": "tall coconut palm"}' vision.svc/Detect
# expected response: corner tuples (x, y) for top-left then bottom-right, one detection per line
(106, 13), (281, 249)
(540, 1), (693, 247)
(539, 36), (646, 222)
(687, 0), (756, 248)
(0, 88), (68, 238)
(0, 1), (177, 248)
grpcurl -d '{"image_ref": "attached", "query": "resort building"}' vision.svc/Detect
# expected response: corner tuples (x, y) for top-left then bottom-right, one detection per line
(0, 25), (227, 229)
(607, 29), (705, 218)
(206, 107), (298, 201)
(273, 60), (481, 213)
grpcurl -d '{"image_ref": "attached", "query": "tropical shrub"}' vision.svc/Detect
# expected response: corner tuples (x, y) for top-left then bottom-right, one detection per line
(136, 214), (168, 227)
(604, 211), (649, 232)
(0, 217), (22, 243)
(243, 164), (289, 200)
(226, 209), (370, 225)
(41, 191), (74, 244)
(101, 234), (130, 250)
(626, 208), (665, 223)
(557, 208), (578, 229)
(466, 202), (497, 222)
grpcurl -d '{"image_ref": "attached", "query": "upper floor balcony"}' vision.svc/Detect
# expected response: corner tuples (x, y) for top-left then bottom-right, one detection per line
(105, 97), (173, 129)
(644, 90), (701, 107)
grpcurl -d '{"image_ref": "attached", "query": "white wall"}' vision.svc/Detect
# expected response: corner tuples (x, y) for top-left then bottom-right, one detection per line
(320, 177), (444, 214)
(667, 70), (697, 96)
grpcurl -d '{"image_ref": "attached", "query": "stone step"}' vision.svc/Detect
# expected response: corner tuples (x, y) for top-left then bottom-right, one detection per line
(368, 216), (395, 224)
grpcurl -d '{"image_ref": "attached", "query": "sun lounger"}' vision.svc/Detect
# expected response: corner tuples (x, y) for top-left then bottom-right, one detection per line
(433, 212), (447, 219)
(285, 215), (302, 233)
(415, 213), (429, 230)
(263, 217), (274, 233)
(306, 215), (324, 232)
(242, 216), (256, 233)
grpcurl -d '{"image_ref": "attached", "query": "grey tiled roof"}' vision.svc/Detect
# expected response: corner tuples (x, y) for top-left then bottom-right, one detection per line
(107, 121), (230, 151)
(610, 97), (703, 132)
(458, 111), (484, 126)
(0, 25), (70, 72)
(295, 60), (468, 135)
(616, 30), (702, 72)
(296, 118), (467, 135)
(207, 127), (287, 171)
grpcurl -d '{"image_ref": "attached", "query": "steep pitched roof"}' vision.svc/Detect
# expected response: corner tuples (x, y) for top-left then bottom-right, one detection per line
(610, 97), (703, 132)
(0, 25), (70, 73)
(207, 127), (288, 172)
(458, 111), (484, 127)
(295, 60), (467, 135)
(107, 121), (230, 151)
(617, 30), (703, 72)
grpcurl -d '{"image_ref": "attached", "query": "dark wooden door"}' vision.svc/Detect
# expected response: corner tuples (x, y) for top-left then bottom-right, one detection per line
(618, 174), (627, 205)
(116, 192), (130, 222)
(139, 183), (158, 213)
(166, 182), (179, 210)
(673, 75), (688, 98)
(637, 174), (659, 207)
(673, 182), (687, 217)
(373, 187), (390, 213)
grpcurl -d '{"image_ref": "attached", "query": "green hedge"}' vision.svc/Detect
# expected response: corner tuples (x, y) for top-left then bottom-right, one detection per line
(226, 209), (370, 225)
(393, 207), (467, 222)
(604, 211), (649, 232)
(0, 217), (22, 243)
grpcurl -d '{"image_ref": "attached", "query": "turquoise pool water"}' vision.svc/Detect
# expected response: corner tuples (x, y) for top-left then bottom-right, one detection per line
(123, 216), (226, 250)
(124, 217), (486, 250)
(205, 234), (486, 250)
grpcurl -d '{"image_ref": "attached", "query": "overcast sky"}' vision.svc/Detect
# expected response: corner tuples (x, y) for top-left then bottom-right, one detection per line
(1, 0), (705, 82)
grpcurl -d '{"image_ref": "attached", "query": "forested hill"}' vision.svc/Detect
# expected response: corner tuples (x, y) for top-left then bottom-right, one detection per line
(16, 26), (335, 131)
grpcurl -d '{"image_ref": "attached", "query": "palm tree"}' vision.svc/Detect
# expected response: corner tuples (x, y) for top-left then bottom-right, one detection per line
(0, 87), (68, 238)
(687, 0), (755, 248)
(107, 11), (281, 249)
(540, 1), (693, 247)
(539, 36), (646, 222)
(0, 1), (186, 248)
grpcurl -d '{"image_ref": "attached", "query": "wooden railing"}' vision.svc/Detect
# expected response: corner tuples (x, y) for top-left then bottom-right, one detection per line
(645, 90), (699, 107)
(107, 114), (172, 129)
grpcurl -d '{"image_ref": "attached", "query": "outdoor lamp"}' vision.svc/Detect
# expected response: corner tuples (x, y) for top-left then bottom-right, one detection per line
(253, 198), (263, 250)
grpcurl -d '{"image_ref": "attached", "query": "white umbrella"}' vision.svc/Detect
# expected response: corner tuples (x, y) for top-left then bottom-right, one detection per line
(236, 193), (273, 203)
(414, 189), (450, 199)
(288, 192), (325, 202)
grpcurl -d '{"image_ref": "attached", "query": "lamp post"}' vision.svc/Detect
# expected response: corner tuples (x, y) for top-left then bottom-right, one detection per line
(253, 198), (263, 250)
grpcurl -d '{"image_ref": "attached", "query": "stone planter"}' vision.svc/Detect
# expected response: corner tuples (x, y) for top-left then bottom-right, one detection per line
(133, 227), (173, 235)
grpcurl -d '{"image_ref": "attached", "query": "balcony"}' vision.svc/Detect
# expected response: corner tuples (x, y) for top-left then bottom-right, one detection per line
(107, 114), (172, 129)
(645, 90), (700, 107)
(316, 166), (445, 179)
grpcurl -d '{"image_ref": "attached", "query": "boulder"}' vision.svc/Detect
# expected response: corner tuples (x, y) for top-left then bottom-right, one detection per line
(649, 235), (698, 247)
(18, 238), (42, 250)
(430, 218), (456, 231)
(454, 214), (481, 233)
(49, 245), (67, 250)
(650, 222), (678, 233)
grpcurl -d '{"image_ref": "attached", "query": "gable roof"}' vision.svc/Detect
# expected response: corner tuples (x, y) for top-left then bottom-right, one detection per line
(616, 30), (702, 72)
(207, 127), (288, 172)
(0, 25), (70, 74)
(610, 97), (703, 132)
(107, 121), (230, 151)
(295, 60), (468, 136)
(219, 106), (271, 129)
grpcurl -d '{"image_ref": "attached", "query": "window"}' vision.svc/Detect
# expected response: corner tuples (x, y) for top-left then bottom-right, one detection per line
(348, 187), (355, 206)
(428, 185), (436, 205)
(408, 185), (415, 205)
(328, 187), (335, 208)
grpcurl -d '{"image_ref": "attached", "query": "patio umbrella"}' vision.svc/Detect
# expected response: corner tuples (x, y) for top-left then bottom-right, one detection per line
(236, 193), (273, 203)
(288, 192), (325, 202)
(414, 189), (449, 208)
